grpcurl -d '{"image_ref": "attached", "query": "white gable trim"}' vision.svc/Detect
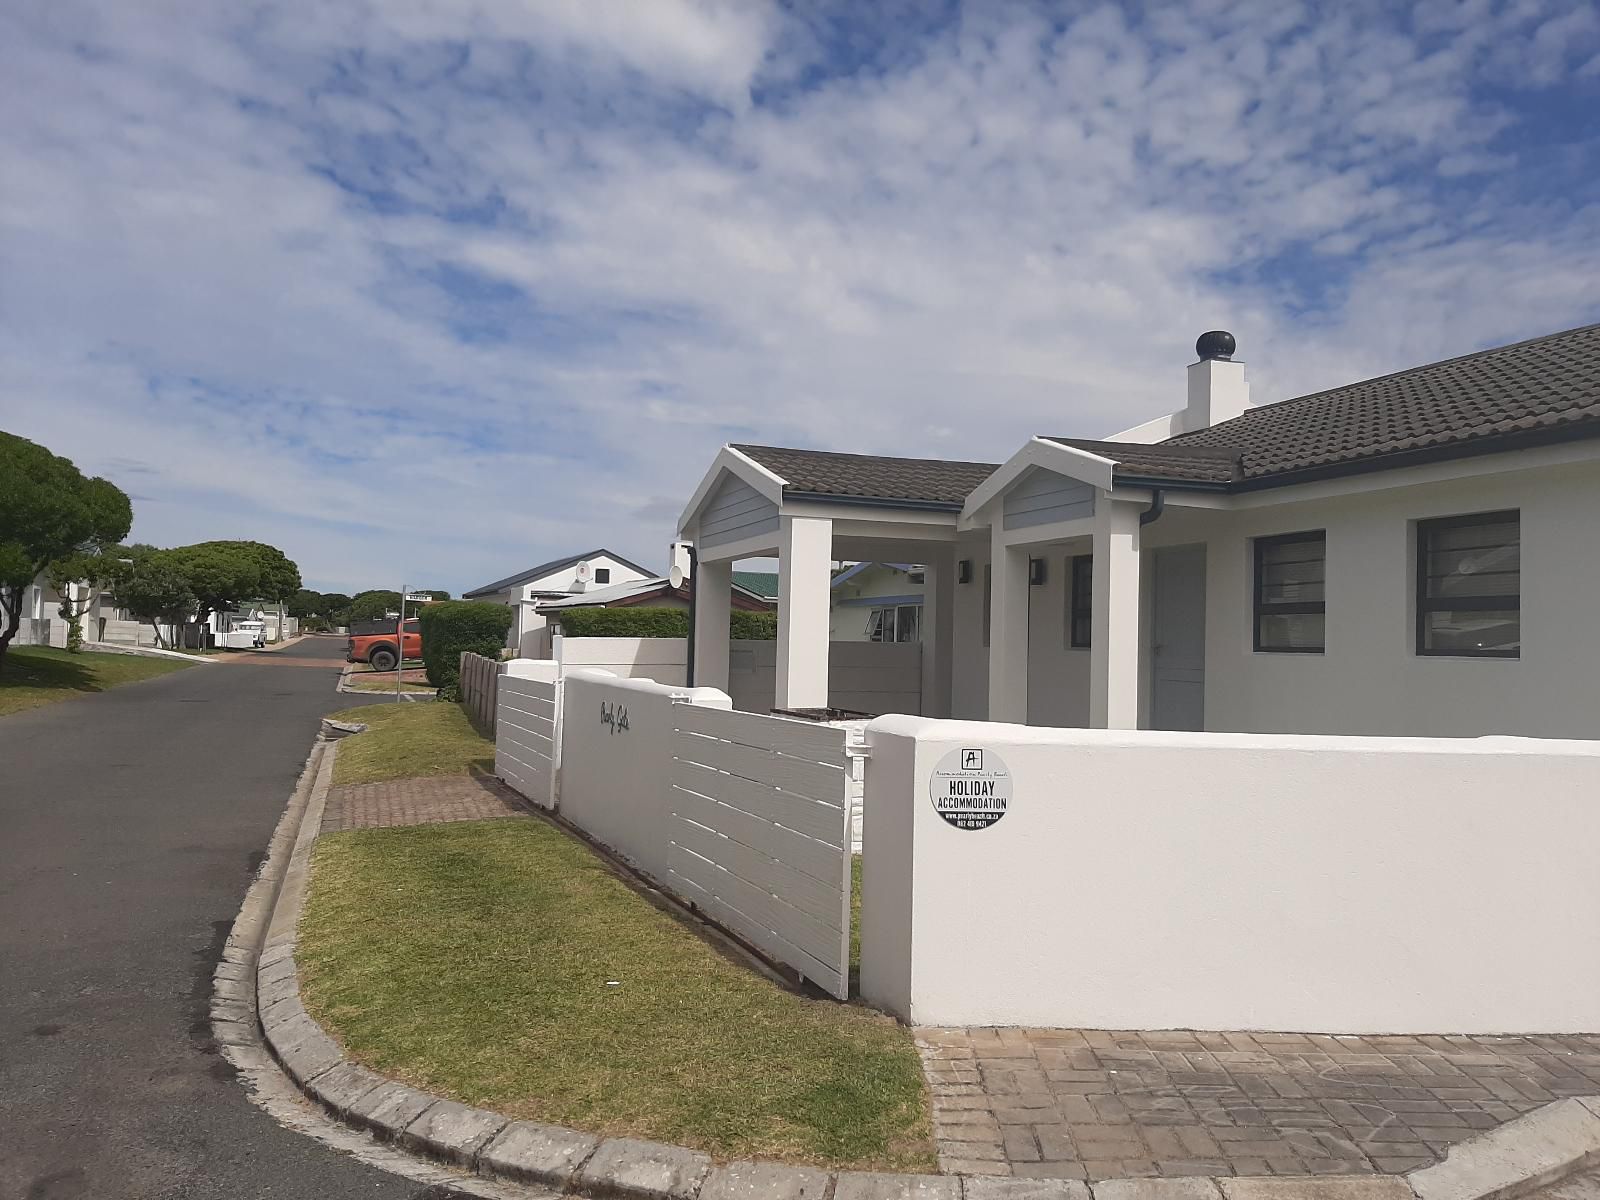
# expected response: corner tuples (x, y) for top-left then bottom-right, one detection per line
(677, 445), (787, 537)
(960, 437), (1116, 526)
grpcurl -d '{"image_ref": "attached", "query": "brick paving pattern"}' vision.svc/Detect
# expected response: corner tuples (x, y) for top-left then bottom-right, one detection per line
(920, 1026), (1600, 1181)
(321, 772), (524, 832)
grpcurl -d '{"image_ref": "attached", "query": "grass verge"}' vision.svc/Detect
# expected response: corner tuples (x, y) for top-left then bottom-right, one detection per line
(0, 646), (193, 716)
(345, 680), (434, 693)
(326, 701), (492, 785)
(299, 816), (932, 1170)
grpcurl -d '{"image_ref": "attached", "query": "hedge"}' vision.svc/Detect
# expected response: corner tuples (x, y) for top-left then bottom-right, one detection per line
(553, 606), (777, 640)
(416, 600), (514, 692)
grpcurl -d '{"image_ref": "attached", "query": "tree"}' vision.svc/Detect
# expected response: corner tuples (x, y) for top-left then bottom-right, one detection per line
(109, 549), (196, 649)
(348, 590), (401, 623)
(0, 432), (133, 674)
(163, 540), (302, 641)
(319, 592), (352, 620)
(287, 589), (325, 619)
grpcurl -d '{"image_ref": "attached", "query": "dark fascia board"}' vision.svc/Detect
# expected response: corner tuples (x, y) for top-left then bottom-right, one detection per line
(782, 489), (967, 513)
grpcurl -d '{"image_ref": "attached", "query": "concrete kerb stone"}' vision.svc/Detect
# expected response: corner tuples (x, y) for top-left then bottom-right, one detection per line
(835, 1171), (962, 1200)
(700, 1161), (832, 1200)
(577, 1137), (715, 1200)
(1219, 1182), (1415, 1200)
(969, 1178), (1094, 1200)
(480, 1122), (601, 1188)
(401, 1100), (511, 1168)
(1408, 1098), (1600, 1200)
(1091, 1181), (1218, 1200)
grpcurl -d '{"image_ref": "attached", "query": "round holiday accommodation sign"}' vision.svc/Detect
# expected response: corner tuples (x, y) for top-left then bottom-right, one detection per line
(928, 746), (1012, 830)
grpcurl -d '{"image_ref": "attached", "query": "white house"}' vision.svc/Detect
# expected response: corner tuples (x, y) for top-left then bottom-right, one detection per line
(676, 322), (1600, 738)
(828, 562), (925, 643)
(463, 549), (654, 657)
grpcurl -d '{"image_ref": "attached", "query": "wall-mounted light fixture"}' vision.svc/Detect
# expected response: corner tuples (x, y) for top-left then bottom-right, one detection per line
(957, 559), (974, 584)
(1029, 557), (1047, 586)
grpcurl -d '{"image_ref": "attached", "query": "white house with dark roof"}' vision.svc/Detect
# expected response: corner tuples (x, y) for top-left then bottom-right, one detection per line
(676, 322), (1600, 737)
(464, 549), (654, 656)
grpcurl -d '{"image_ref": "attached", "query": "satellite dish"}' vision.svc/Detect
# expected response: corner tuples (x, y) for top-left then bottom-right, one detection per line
(574, 560), (592, 582)
(669, 564), (685, 589)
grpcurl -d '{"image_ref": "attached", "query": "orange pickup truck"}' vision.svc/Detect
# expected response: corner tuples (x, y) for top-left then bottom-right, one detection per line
(346, 619), (421, 672)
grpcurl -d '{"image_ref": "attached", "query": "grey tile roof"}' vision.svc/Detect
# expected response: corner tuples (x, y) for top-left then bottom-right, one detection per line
(733, 322), (1600, 507)
(1042, 438), (1243, 484)
(733, 444), (999, 506)
(463, 549), (655, 599)
(1164, 321), (1600, 485)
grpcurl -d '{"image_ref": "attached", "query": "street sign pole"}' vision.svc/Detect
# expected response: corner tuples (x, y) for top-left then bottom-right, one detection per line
(396, 584), (406, 702)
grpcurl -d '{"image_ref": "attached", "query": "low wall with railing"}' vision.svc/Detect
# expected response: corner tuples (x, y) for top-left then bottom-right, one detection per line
(860, 717), (1600, 1033)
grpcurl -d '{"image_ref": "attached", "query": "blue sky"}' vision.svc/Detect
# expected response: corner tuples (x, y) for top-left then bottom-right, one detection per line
(2, 0), (1598, 596)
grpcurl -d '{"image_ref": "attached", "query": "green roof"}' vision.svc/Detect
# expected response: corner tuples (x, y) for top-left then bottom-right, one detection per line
(732, 570), (780, 599)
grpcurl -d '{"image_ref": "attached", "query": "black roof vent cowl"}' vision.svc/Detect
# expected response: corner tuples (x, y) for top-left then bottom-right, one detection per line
(1196, 330), (1236, 361)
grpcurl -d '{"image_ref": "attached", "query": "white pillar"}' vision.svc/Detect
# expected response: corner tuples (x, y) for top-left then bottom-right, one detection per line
(693, 558), (731, 691)
(1089, 498), (1142, 728)
(920, 548), (955, 718)
(776, 514), (833, 710)
(987, 525), (1030, 724)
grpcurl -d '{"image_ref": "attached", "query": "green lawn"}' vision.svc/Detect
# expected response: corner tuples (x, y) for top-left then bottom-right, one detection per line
(326, 701), (493, 785)
(344, 680), (434, 693)
(0, 645), (194, 716)
(299, 816), (932, 1169)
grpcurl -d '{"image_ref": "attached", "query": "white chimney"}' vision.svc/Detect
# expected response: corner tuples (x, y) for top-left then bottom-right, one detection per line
(1184, 330), (1249, 432)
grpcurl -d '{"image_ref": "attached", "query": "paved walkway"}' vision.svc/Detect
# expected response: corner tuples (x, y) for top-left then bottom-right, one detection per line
(321, 772), (524, 831)
(920, 1026), (1600, 1180)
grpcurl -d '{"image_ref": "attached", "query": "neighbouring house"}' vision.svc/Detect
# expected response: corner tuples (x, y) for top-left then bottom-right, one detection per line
(536, 574), (774, 621)
(463, 549), (654, 657)
(676, 322), (1600, 738)
(829, 562), (925, 643)
(9, 574), (113, 649)
(731, 570), (779, 602)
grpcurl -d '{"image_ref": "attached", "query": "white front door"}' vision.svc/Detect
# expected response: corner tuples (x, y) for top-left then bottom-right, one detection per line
(1150, 545), (1206, 731)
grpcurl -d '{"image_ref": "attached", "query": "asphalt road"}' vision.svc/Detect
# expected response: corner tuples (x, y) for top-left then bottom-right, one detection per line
(0, 638), (417, 1199)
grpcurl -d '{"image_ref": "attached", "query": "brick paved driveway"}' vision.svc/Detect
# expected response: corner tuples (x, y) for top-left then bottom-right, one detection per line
(921, 1026), (1600, 1180)
(321, 773), (524, 832)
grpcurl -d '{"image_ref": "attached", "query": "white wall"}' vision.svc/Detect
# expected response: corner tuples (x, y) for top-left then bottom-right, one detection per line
(860, 715), (1600, 1033)
(557, 670), (732, 884)
(729, 640), (922, 716)
(555, 635), (687, 685)
(494, 661), (562, 809)
(1142, 456), (1600, 738)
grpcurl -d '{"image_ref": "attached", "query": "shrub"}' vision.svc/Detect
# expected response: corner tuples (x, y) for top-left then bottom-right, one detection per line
(416, 601), (514, 691)
(553, 606), (778, 640)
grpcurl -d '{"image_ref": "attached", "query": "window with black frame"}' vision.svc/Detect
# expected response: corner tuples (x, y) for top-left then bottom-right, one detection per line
(1254, 531), (1326, 652)
(1068, 555), (1092, 648)
(1416, 510), (1520, 658)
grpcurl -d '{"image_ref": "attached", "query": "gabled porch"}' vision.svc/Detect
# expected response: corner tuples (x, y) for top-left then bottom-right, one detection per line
(677, 440), (1222, 728)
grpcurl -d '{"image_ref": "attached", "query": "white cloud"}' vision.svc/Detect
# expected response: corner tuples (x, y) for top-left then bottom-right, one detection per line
(2, 0), (1598, 594)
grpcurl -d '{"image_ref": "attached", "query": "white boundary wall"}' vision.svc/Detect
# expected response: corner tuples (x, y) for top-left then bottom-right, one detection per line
(861, 716), (1600, 1034)
(557, 669), (732, 883)
(552, 637), (923, 717)
(494, 660), (562, 809)
(669, 705), (854, 998)
(729, 641), (921, 715)
(555, 635), (688, 686)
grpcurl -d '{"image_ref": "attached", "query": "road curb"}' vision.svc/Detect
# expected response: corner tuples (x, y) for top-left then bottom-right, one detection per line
(233, 743), (1600, 1200)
